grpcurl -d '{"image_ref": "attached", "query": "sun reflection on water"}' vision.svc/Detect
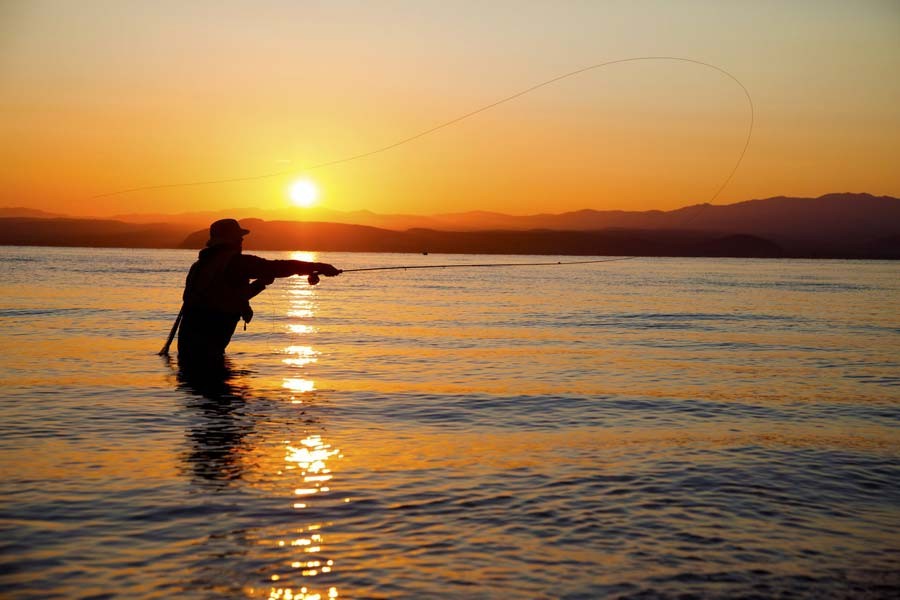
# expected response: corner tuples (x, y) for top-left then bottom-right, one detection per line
(283, 346), (319, 367)
(283, 378), (315, 394)
(259, 435), (341, 600)
(262, 273), (342, 600)
(281, 281), (318, 397)
(266, 585), (339, 600)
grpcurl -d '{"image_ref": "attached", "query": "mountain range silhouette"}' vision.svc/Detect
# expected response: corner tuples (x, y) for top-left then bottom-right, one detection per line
(2, 193), (898, 259)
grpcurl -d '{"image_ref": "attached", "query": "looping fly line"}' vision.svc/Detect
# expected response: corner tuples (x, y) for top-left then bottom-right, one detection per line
(93, 56), (753, 203)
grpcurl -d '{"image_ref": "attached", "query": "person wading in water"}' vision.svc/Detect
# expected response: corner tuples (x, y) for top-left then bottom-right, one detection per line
(178, 218), (340, 363)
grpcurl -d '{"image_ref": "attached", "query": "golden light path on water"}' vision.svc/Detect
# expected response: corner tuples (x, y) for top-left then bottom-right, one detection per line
(261, 434), (340, 600)
(261, 252), (341, 600)
(281, 253), (321, 399)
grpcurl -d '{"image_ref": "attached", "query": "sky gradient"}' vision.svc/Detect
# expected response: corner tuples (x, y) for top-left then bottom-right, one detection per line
(2, 0), (898, 216)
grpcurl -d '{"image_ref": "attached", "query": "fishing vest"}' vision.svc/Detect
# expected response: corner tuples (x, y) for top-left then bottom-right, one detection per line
(183, 249), (250, 316)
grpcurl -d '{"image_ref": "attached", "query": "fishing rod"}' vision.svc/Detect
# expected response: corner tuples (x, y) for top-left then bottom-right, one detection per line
(289, 256), (638, 287)
(338, 256), (638, 274)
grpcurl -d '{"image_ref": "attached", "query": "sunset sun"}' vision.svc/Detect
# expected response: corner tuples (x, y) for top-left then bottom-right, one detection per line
(289, 179), (319, 208)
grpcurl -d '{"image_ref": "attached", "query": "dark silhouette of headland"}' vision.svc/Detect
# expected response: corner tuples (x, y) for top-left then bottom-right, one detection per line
(2, 193), (898, 259)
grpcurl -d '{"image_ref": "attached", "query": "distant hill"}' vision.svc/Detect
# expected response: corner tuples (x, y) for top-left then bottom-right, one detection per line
(0, 218), (194, 248)
(424, 193), (900, 239)
(8, 192), (898, 235)
(0, 207), (66, 219)
(179, 219), (786, 257)
(2, 193), (898, 258)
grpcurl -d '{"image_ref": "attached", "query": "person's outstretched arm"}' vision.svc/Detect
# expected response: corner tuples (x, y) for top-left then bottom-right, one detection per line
(237, 255), (341, 280)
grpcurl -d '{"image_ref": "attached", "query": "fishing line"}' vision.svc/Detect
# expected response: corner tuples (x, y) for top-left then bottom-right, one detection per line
(94, 56), (753, 202)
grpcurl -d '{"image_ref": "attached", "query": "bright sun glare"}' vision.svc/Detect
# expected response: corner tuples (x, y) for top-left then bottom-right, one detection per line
(289, 179), (319, 208)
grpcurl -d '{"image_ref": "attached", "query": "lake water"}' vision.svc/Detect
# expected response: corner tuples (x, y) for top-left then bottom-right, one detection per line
(1, 246), (898, 599)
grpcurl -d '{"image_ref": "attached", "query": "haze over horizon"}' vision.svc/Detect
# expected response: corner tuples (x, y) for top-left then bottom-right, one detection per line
(2, 1), (899, 219)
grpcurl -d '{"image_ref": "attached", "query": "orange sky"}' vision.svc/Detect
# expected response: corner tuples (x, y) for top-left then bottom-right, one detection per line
(1, 1), (898, 217)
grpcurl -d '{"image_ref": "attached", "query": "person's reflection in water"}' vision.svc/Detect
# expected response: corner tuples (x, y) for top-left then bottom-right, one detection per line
(171, 356), (258, 597)
(176, 355), (254, 488)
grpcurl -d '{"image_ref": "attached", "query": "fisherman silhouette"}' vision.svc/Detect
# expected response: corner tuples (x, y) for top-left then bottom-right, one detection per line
(177, 218), (340, 363)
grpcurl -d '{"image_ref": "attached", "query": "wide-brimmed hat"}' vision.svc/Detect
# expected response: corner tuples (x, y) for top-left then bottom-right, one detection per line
(206, 218), (250, 247)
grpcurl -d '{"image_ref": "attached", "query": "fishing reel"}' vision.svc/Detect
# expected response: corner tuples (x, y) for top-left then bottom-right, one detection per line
(307, 273), (320, 286)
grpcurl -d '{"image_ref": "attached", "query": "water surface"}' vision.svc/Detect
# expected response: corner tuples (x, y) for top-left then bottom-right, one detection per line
(1, 247), (899, 599)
